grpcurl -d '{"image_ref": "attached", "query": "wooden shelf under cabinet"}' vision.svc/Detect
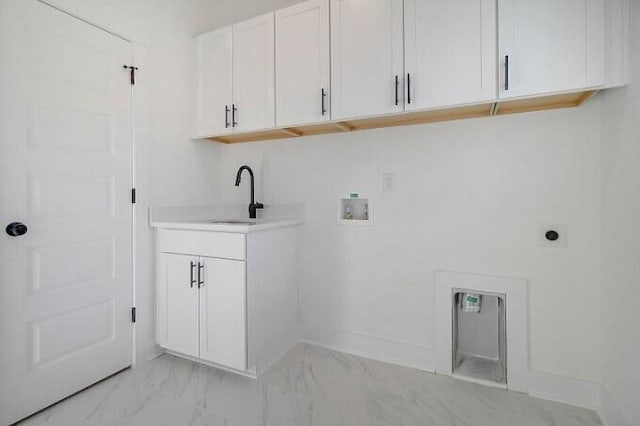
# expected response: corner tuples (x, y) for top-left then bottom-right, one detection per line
(206, 90), (598, 145)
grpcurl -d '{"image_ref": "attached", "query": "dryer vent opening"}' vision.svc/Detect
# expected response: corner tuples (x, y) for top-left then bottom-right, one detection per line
(453, 291), (506, 385)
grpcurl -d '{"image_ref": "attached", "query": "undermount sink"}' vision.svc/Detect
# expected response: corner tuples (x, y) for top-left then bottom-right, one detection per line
(207, 219), (257, 226)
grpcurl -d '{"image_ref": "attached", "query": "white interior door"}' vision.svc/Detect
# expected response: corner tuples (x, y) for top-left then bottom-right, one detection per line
(194, 26), (233, 138)
(498, 0), (605, 99)
(0, 1), (134, 423)
(275, 0), (330, 127)
(404, 0), (496, 110)
(155, 253), (199, 358)
(232, 12), (275, 132)
(199, 257), (247, 371)
(330, 0), (404, 120)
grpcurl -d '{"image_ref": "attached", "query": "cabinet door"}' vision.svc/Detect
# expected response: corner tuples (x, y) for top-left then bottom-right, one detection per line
(405, 0), (496, 110)
(156, 253), (199, 358)
(330, 0), (404, 120)
(498, 0), (604, 99)
(276, 0), (330, 126)
(233, 13), (275, 132)
(194, 27), (233, 138)
(199, 257), (247, 370)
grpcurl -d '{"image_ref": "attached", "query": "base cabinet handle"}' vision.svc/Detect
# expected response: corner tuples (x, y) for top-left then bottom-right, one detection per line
(198, 262), (204, 288)
(190, 261), (196, 288)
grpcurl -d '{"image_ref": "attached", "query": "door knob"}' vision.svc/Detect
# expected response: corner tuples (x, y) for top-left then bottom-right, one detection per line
(6, 222), (28, 237)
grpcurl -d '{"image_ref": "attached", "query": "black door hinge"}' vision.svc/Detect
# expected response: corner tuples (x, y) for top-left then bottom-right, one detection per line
(123, 65), (139, 85)
(131, 307), (137, 323)
(131, 188), (136, 204)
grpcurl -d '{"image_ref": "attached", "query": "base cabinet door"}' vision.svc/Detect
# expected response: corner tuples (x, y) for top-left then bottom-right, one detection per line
(156, 253), (200, 358)
(199, 257), (247, 370)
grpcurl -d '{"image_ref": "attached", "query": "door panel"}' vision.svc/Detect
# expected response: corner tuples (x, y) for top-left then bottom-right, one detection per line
(276, 0), (330, 126)
(194, 27), (233, 137)
(404, 0), (496, 109)
(0, 1), (133, 424)
(156, 254), (199, 358)
(498, 0), (605, 99)
(199, 257), (247, 371)
(330, 0), (404, 120)
(233, 13), (275, 132)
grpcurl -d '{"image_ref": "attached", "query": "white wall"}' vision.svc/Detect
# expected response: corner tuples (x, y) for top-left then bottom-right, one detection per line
(212, 100), (604, 383)
(600, 1), (640, 424)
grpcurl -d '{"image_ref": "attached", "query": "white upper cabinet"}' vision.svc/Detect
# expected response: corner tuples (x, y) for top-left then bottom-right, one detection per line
(404, 0), (496, 110)
(233, 12), (276, 132)
(275, 0), (330, 127)
(194, 27), (233, 138)
(330, 0), (404, 120)
(498, 0), (605, 99)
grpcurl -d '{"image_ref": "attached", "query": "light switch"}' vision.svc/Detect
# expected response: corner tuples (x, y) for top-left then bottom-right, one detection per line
(382, 173), (396, 193)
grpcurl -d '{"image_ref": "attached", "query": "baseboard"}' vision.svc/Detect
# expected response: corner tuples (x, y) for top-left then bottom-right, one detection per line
(597, 386), (631, 426)
(300, 325), (435, 373)
(528, 370), (600, 410)
(301, 326), (607, 413)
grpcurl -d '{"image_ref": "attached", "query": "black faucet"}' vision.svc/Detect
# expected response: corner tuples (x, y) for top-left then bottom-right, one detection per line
(235, 165), (264, 219)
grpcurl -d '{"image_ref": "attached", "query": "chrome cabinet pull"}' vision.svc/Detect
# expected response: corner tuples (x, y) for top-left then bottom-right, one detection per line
(190, 261), (196, 288)
(225, 105), (230, 128)
(407, 73), (412, 104)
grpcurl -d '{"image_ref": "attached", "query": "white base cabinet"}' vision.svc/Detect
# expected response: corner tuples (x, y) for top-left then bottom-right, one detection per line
(155, 226), (299, 377)
(199, 256), (247, 370)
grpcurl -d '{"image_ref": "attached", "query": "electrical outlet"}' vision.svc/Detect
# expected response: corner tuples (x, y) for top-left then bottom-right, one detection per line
(382, 173), (396, 193)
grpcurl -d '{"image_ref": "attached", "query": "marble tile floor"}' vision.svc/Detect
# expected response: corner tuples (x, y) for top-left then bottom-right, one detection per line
(18, 344), (602, 426)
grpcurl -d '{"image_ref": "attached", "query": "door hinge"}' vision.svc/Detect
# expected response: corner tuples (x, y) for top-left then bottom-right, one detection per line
(123, 65), (139, 85)
(131, 307), (137, 323)
(131, 188), (136, 204)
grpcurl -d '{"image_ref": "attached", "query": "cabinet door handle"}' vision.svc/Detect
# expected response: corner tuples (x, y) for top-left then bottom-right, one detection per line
(504, 55), (509, 91)
(321, 88), (327, 116)
(197, 262), (204, 288)
(225, 105), (230, 128)
(395, 75), (399, 106)
(190, 261), (196, 288)
(407, 73), (412, 104)
(232, 104), (238, 127)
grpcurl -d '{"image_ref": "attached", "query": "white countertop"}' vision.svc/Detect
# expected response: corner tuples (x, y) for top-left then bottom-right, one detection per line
(149, 205), (303, 233)
(150, 217), (302, 233)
